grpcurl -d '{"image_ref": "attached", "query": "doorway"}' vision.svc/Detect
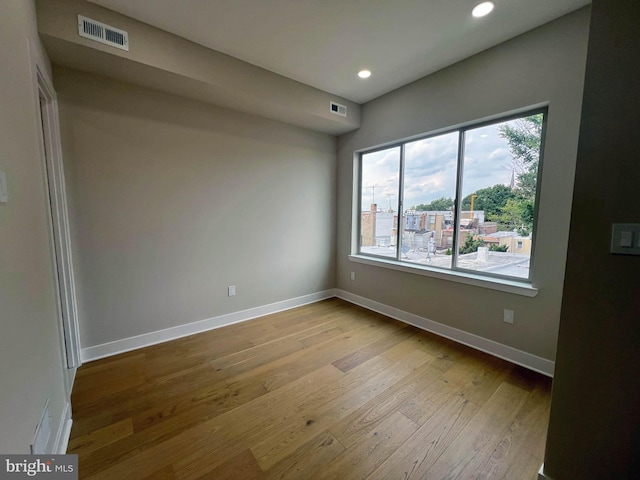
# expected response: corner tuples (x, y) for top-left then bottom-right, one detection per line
(35, 64), (82, 372)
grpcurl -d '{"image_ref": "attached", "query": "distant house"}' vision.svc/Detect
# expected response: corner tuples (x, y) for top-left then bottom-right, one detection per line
(479, 230), (532, 254)
(363, 208), (504, 251)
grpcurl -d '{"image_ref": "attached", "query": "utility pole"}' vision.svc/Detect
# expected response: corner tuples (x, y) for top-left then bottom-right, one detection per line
(366, 185), (382, 208)
(385, 192), (396, 211)
(470, 194), (477, 220)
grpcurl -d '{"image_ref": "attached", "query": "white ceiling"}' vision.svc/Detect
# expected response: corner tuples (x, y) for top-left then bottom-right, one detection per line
(88, 0), (590, 104)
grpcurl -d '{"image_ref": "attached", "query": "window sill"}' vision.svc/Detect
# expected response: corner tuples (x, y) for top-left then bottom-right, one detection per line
(348, 254), (538, 297)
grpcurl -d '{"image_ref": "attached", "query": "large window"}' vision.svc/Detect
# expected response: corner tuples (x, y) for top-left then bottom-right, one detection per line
(357, 109), (546, 281)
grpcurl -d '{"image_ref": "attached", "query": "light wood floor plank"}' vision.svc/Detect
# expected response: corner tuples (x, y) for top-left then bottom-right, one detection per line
(366, 393), (480, 480)
(250, 350), (429, 471)
(264, 430), (345, 480)
(329, 362), (442, 448)
(68, 299), (551, 479)
(424, 382), (530, 478)
(318, 411), (419, 480)
(331, 325), (413, 373)
(67, 418), (134, 457)
(251, 317), (402, 392)
(194, 449), (264, 480)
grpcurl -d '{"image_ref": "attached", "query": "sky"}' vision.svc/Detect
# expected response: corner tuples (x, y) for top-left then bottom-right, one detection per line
(361, 118), (520, 211)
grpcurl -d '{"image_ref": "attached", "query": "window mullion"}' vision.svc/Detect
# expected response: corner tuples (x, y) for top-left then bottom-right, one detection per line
(452, 130), (466, 270)
(356, 153), (362, 254)
(396, 143), (406, 261)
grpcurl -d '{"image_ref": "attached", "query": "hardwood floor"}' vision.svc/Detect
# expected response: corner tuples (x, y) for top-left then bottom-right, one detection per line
(68, 298), (551, 479)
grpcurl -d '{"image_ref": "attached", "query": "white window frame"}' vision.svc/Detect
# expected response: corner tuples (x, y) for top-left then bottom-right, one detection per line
(350, 108), (548, 297)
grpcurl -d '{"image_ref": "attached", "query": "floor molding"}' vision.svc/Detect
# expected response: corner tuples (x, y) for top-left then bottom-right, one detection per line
(53, 401), (72, 454)
(335, 289), (555, 377)
(538, 464), (554, 479)
(81, 289), (337, 362)
(81, 287), (554, 377)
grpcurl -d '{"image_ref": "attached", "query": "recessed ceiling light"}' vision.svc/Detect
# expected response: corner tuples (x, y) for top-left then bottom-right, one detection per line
(472, 1), (494, 18)
(358, 70), (372, 79)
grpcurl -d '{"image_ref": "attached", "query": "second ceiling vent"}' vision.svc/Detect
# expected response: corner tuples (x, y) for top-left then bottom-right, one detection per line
(78, 15), (129, 51)
(330, 101), (347, 117)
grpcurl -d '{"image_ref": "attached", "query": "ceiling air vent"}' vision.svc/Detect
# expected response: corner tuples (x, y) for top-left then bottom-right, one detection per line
(330, 101), (347, 117)
(78, 15), (129, 51)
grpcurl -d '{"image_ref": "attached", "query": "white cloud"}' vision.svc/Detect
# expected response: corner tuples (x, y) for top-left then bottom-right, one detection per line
(361, 117), (527, 209)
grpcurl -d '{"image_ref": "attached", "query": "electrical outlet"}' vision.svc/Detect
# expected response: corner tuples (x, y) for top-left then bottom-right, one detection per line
(350, 272), (356, 281)
(228, 285), (236, 297)
(0, 171), (8, 204)
(503, 309), (514, 324)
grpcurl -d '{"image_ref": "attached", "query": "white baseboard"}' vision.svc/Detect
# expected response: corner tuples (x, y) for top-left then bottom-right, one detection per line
(81, 289), (337, 362)
(80, 287), (553, 377)
(335, 289), (555, 377)
(538, 464), (554, 479)
(53, 401), (72, 454)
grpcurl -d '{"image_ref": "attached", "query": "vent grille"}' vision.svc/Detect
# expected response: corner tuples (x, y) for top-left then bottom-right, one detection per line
(78, 15), (129, 51)
(330, 101), (347, 117)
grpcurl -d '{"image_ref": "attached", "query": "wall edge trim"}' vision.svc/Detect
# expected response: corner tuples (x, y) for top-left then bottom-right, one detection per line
(81, 287), (554, 376)
(53, 401), (72, 454)
(538, 464), (554, 479)
(81, 289), (337, 362)
(335, 289), (555, 377)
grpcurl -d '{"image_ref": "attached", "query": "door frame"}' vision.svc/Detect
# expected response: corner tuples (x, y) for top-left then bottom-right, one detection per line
(31, 45), (82, 370)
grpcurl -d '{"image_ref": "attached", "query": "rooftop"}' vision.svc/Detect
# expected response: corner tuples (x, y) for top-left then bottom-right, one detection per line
(360, 246), (530, 279)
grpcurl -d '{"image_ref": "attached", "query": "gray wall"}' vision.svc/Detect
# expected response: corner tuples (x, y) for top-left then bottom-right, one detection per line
(0, 0), (69, 453)
(544, 0), (640, 478)
(336, 8), (591, 361)
(54, 67), (337, 349)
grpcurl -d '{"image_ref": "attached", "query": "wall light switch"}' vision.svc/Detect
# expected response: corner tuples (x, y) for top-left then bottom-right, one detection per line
(228, 285), (236, 297)
(0, 172), (7, 204)
(620, 231), (633, 247)
(611, 224), (640, 255)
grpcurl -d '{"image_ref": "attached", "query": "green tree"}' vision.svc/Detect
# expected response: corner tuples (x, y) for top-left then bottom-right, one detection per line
(489, 244), (509, 252)
(499, 113), (543, 199)
(490, 113), (544, 234)
(497, 198), (532, 235)
(413, 197), (454, 211)
(415, 114), (543, 236)
(459, 234), (484, 254)
(461, 184), (516, 220)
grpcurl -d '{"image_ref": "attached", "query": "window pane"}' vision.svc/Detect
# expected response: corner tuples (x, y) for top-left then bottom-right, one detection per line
(457, 113), (544, 278)
(401, 132), (459, 269)
(359, 147), (401, 258)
